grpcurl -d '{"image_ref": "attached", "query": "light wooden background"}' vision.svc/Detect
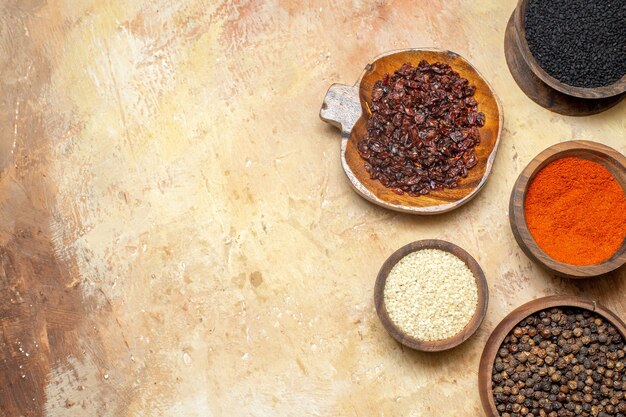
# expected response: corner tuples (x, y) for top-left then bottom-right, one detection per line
(1, 1), (625, 416)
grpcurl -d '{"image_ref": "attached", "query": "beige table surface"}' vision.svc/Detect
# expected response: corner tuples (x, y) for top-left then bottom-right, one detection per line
(1, 1), (625, 416)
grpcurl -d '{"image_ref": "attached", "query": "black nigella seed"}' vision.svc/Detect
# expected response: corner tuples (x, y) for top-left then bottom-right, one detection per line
(524, 0), (626, 88)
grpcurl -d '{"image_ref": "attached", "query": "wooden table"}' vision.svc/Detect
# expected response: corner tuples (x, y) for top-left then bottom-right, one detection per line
(1, 1), (624, 416)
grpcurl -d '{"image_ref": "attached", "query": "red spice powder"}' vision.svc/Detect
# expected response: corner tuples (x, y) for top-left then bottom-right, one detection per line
(524, 156), (626, 266)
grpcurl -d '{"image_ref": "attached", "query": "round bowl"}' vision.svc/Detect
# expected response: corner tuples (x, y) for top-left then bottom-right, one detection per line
(374, 239), (489, 352)
(320, 48), (503, 215)
(478, 295), (626, 417)
(513, 0), (626, 99)
(510, 140), (626, 278)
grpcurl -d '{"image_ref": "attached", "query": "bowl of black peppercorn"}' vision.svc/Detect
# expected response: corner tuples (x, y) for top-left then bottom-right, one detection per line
(479, 296), (626, 417)
(511, 0), (626, 99)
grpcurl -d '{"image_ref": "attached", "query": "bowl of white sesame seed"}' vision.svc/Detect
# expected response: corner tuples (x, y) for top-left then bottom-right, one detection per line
(374, 239), (489, 352)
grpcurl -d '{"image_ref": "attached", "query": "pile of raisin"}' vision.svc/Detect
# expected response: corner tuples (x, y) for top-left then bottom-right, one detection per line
(358, 60), (485, 196)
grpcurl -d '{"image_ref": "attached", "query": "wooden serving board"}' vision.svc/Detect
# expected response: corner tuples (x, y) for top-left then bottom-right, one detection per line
(321, 48), (503, 214)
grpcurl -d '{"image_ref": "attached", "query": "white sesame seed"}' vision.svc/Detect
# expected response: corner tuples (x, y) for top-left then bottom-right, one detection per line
(383, 248), (478, 342)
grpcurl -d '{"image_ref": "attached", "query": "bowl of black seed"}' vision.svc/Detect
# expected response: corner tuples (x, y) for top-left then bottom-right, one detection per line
(513, 0), (626, 99)
(479, 296), (626, 417)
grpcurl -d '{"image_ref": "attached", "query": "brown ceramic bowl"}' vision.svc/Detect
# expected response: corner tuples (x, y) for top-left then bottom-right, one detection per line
(374, 239), (489, 352)
(510, 140), (626, 278)
(512, 0), (626, 99)
(479, 296), (626, 417)
(320, 48), (503, 215)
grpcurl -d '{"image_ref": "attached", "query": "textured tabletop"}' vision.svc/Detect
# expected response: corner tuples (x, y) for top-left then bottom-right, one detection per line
(1, 1), (625, 416)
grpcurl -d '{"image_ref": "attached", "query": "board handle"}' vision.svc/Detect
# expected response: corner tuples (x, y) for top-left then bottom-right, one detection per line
(319, 83), (361, 136)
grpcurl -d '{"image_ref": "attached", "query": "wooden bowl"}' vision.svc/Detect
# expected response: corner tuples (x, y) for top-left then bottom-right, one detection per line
(504, 0), (626, 116)
(513, 0), (626, 99)
(374, 239), (489, 352)
(479, 296), (626, 417)
(509, 140), (626, 279)
(319, 48), (503, 215)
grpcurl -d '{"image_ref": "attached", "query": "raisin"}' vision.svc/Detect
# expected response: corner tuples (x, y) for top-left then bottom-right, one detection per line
(358, 61), (484, 196)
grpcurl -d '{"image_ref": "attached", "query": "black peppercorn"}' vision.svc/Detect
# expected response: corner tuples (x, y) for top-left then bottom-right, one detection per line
(491, 307), (626, 417)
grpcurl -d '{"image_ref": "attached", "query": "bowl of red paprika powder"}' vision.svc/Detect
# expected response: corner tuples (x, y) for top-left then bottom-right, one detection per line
(510, 140), (626, 278)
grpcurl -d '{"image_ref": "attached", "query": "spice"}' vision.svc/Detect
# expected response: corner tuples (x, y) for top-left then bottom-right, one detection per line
(492, 307), (626, 417)
(383, 249), (478, 341)
(358, 60), (485, 196)
(525, 0), (626, 88)
(524, 157), (626, 266)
